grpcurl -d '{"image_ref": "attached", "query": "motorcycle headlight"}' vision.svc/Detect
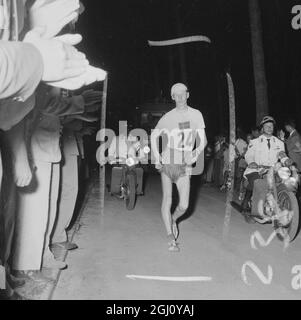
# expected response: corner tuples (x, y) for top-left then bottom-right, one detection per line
(126, 157), (135, 167)
(143, 146), (150, 154)
(284, 177), (298, 190)
(277, 167), (291, 180)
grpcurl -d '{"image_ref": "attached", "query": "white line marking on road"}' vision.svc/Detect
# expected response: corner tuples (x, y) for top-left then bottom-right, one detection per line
(126, 275), (212, 282)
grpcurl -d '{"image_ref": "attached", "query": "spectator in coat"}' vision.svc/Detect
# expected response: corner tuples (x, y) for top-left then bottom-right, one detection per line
(281, 119), (301, 172)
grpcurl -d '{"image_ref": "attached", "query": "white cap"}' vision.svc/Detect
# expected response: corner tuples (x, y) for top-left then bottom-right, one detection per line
(170, 83), (188, 96)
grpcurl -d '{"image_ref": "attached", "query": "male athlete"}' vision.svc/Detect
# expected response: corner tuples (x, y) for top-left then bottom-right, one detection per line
(151, 83), (207, 251)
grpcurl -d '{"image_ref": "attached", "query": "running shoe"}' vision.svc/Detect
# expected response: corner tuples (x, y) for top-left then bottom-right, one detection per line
(168, 240), (180, 252)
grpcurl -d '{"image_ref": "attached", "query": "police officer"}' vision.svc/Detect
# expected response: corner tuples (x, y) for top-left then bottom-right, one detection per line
(240, 116), (285, 222)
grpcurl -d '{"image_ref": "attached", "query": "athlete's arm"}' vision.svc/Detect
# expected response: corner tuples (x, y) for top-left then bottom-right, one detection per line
(195, 128), (207, 155)
(190, 110), (207, 161)
(150, 127), (163, 165)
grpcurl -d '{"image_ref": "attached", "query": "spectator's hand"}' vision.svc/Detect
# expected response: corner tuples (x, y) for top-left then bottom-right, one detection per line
(14, 160), (32, 187)
(72, 113), (98, 122)
(24, 28), (89, 84)
(248, 162), (258, 169)
(48, 65), (107, 90)
(184, 152), (196, 165)
(279, 130), (285, 141)
(28, 0), (80, 38)
(80, 126), (97, 136)
(82, 89), (102, 107)
(85, 103), (100, 113)
(99, 158), (107, 167)
(155, 162), (163, 171)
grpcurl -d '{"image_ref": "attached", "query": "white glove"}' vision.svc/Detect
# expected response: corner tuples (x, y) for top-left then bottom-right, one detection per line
(24, 27), (88, 83)
(48, 65), (107, 90)
(28, 0), (80, 38)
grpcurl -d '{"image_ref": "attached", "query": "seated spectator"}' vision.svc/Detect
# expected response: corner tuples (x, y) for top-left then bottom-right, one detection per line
(234, 129), (248, 191)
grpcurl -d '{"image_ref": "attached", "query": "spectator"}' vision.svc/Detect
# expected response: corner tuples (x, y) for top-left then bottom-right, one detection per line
(234, 129), (248, 191)
(0, 0), (102, 298)
(203, 142), (214, 184)
(220, 139), (230, 191)
(213, 134), (226, 187)
(251, 125), (260, 139)
(51, 91), (101, 254)
(282, 119), (301, 172)
(246, 133), (253, 144)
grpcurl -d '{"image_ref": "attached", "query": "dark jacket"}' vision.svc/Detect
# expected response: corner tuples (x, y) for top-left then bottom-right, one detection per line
(285, 130), (301, 171)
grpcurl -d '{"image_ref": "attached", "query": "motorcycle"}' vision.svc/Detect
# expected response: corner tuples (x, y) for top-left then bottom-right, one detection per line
(247, 154), (300, 242)
(109, 146), (150, 210)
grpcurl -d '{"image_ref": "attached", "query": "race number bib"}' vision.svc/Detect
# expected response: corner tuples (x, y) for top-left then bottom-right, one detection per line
(169, 121), (195, 151)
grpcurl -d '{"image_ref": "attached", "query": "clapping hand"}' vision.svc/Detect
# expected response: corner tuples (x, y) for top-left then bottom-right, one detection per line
(80, 126), (97, 136)
(28, 0), (80, 39)
(82, 89), (102, 112)
(72, 113), (98, 122)
(14, 159), (33, 187)
(49, 65), (107, 90)
(24, 28), (88, 84)
(279, 129), (285, 141)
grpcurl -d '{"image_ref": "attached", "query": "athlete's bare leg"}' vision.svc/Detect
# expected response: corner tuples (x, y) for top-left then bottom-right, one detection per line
(174, 175), (190, 220)
(172, 175), (190, 239)
(160, 172), (173, 237)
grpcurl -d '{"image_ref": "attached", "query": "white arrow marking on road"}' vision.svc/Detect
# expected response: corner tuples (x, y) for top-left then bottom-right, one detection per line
(126, 275), (212, 282)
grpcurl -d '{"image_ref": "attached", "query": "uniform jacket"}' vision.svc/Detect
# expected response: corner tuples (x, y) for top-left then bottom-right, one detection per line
(0, 0), (43, 127)
(285, 130), (301, 171)
(244, 134), (285, 176)
(61, 120), (83, 158)
(0, 42), (42, 103)
(28, 85), (85, 163)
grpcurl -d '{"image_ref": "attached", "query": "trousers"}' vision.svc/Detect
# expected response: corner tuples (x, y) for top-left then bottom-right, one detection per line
(12, 161), (60, 271)
(52, 155), (78, 243)
(0, 142), (16, 270)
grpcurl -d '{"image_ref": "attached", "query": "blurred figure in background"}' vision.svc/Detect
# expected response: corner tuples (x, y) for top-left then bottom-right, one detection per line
(234, 129), (248, 192)
(0, 0), (102, 298)
(281, 119), (301, 172)
(203, 142), (214, 185)
(220, 138), (230, 191)
(51, 90), (101, 255)
(251, 125), (260, 139)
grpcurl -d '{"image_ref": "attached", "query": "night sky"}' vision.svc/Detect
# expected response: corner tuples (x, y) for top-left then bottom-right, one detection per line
(77, 0), (301, 139)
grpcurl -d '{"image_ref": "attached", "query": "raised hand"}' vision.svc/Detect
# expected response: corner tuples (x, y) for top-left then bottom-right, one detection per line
(80, 126), (98, 136)
(23, 28), (88, 84)
(48, 65), (107, 90)
(72, 113), (98, 122)
(82, 89), (102, 107)
(279, 129), (285, 141)
(14, 159), (33, 187)
(28, 0), (80, 38)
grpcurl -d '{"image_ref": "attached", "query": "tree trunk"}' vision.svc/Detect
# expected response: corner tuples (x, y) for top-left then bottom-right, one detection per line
(223, 73), (236, 240)
(248, 0), (269, 124)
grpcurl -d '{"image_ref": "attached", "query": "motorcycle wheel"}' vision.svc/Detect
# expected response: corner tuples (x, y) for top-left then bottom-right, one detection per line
(125, 172), (136, 210)
(274, 186), (300, 242)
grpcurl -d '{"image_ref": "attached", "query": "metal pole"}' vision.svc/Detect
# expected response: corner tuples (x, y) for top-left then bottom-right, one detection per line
(99, 76), (108, 215)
